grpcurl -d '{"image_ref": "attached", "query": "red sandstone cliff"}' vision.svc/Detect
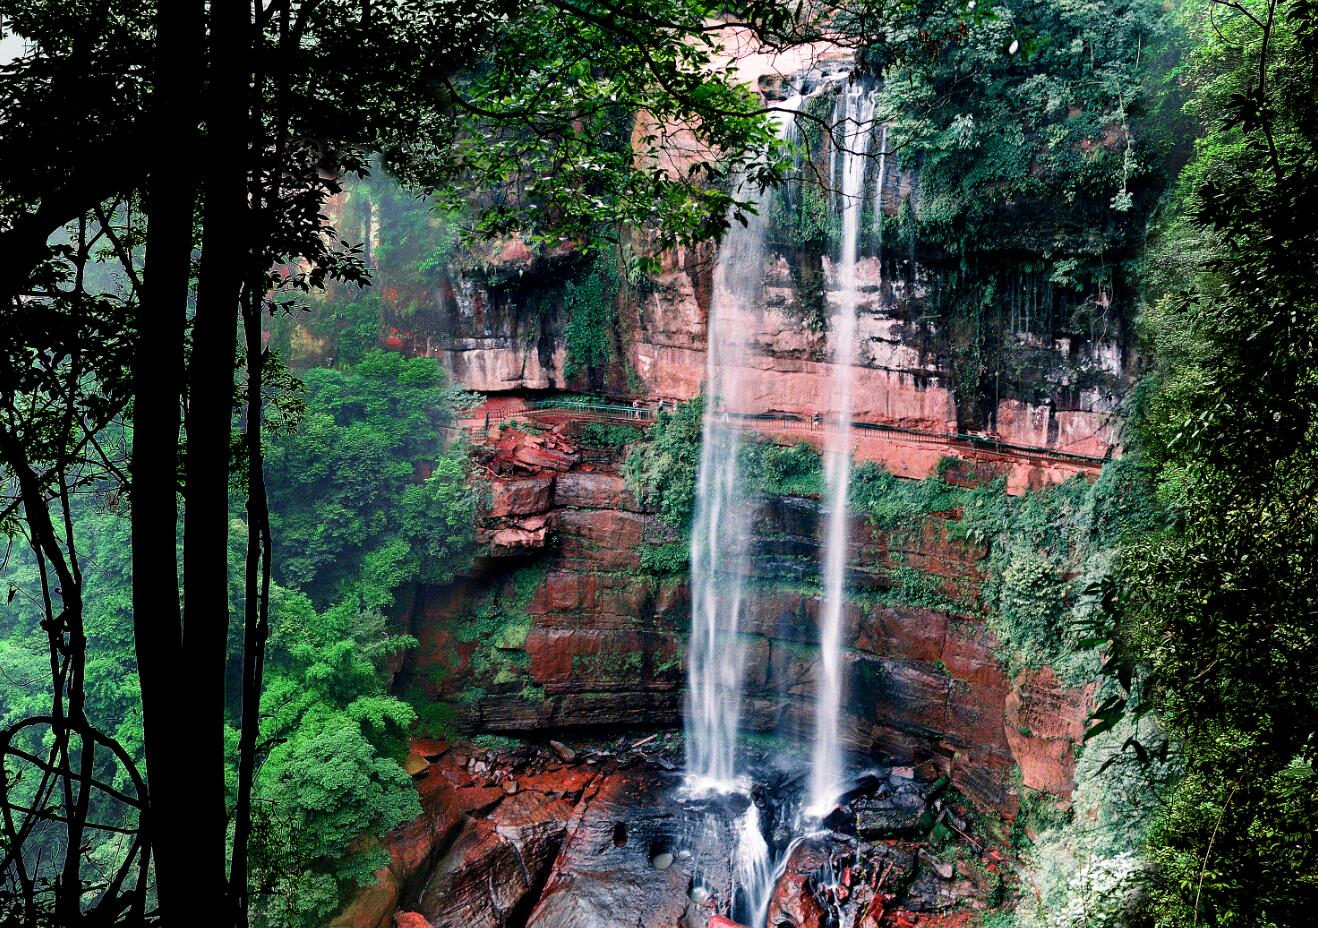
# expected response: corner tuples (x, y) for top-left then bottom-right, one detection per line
(396, 428), (1089, 818)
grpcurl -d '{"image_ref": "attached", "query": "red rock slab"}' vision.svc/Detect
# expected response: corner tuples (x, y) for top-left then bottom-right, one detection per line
(554, 508), (645, 567)
(413, 820), (521, 927)
(740, 589), (824, 641)
(414, 803), (572, 928)
(388, 790), (454, 879)
(485, 475), (556, 518)
(554, 471), (641, 511)
(939, 621), (1009, 690)
(1004, 666), (1089, 795)
(525, 626), (680, 693)
(487, 518), (550, 552)
(852, 605), (949, 664)
(450, 784), (506, 817)
(766, 842), (831, 928)
(530, 569), (653, 626)
(517, 766), (597, 797)
(409, 738), (450, 759)
(491, 430), (579, 474)
(394, 913), (433, 928)
(995, 398), (1118, 460)
(767, 871), (825, 928)
(388, 760), (470, 883)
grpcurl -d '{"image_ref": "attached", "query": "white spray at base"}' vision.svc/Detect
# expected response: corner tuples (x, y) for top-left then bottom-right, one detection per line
(734, 804), (774, 927)
(807, 82), (875, 819)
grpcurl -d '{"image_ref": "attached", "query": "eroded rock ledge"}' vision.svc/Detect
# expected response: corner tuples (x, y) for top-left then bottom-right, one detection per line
(336, 738), (1018, 928)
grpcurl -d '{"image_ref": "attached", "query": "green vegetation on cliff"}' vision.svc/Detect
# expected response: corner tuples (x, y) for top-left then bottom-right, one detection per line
(849, 456), (1159, 682)
(1114, 2), (1318, 923)
(562, 252), (622, 383)
(624, 396), (705, 530)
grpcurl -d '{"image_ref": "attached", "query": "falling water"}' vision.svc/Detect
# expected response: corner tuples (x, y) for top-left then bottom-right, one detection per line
(873, 125), (888, 253)
(734, 804), (774, 926)
(686, 96), (801, 794)
(807, 83), (875, 818)
(684, 201), (759, 793)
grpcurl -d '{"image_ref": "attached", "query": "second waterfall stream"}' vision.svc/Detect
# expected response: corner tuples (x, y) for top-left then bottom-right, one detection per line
(807, 83), (875, 818)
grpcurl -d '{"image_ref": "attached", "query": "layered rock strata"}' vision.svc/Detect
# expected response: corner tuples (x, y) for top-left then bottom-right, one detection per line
(397, 436), (1088, 817)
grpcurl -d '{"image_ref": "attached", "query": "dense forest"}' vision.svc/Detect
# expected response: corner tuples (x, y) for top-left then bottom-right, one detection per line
(1, 1), (1315, 927)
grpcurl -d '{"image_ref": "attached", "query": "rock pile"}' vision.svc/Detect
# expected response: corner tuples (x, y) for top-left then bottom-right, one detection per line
(333, 733), (703, 928)
(765, 767), (1010, 928)
(336, 740), (1017, 928)
(483, 423), (579, 476)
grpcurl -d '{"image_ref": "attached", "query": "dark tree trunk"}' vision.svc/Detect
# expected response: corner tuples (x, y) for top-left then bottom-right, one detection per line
(229, 291), (272, 927)
(186, 0), (252, 918)
(133, 0), (203, 922)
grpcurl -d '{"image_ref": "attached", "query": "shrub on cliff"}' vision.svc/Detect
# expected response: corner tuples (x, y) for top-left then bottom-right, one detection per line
(562, 253), (621, 384)
(741, 441), (826, 497)
(624, 396), (705, 531)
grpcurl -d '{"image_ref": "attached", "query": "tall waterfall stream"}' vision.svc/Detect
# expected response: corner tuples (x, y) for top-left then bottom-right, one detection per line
(685, 90), (803, 793)
(807, 82), (875, 819)
(682, 77), (879, 927)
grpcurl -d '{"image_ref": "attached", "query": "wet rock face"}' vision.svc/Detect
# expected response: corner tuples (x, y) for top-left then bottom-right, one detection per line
(756, 768), (1005, 928)
(526, 770), (738, 928)
(853, 785), (928, 838)
(342, 742), (1019, 928)
(351, 739), (760, 928)
(402, 447), (1088, 817)
(416, 788), (578, 927)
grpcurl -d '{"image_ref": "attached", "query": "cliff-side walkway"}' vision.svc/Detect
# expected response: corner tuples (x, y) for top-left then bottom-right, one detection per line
(459, 396), (1111, 494)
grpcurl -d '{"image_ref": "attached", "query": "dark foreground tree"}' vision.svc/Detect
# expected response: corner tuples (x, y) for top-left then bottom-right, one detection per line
(1, 1), (819, 924)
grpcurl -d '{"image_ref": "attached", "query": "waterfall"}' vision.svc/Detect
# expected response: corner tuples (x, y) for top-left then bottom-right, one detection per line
(683, 192), (759, 793)
(807, 83), (875, 818)
(873, 125), (888, 253)
(734, 804), (774, 926)
(686, 95), (801, 794)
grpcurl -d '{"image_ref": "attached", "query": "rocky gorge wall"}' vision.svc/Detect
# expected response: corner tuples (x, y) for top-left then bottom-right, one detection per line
(317, 32), (1169, 928)
(313, 197), (1130, 465)
(305, 48), (1137, 472)
(394, 426), (1089, 820)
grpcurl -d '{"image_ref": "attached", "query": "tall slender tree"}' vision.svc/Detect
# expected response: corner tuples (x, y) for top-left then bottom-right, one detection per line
(186, 0), (253, 916)
(132, 0), (203, 919)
